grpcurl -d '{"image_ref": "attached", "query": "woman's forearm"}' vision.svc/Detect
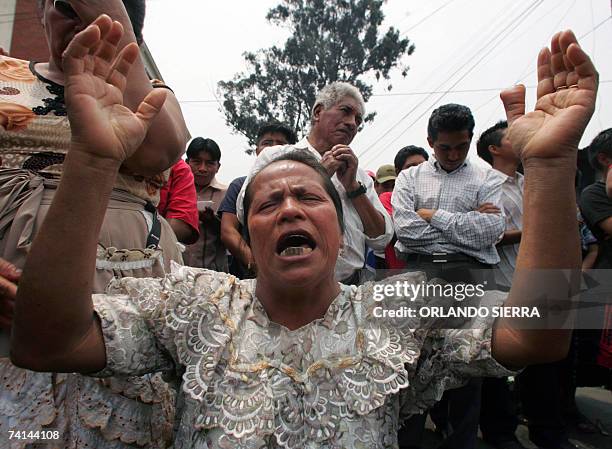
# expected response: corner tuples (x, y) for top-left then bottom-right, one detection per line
(11, 150), (118, 368)
(493, 161), (580, 366)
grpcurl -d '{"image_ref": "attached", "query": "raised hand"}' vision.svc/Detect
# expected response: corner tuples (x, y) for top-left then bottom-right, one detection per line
(501, 30), (597, 163)
(63, 14), (166, 165)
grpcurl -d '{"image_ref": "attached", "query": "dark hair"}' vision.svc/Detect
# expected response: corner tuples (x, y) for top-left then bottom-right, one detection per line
(427, 103), (475, 142)
(242, 150), (345, 244)
(122, 0), (146, 46)
(186, 137), (221, 162)
(38, 1), (146, 45)
(476, 120), (508, 165)
(588, 128), (612, 171)
(256, 122), (298, 146)
(394, 145), (429, 173)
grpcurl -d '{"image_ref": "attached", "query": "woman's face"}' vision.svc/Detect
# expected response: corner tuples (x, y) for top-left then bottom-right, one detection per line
(247, 160), (342, 287)
(40, 1), (85, 68)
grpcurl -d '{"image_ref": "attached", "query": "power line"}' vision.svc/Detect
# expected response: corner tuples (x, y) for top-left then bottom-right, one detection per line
(177, 79), (612, 105)
(359, 0), (544, 163)
(399, 0), (458, 36)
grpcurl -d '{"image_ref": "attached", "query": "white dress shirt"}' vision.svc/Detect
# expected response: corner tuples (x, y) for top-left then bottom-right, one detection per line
(236, 137), (393, 281)
(493, 170), (524, 288)
(392, 158), (505, 265)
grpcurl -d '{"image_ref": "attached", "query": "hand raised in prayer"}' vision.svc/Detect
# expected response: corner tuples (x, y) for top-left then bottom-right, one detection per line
(501, 30), (597, 164)
(63, 15), (166, 166)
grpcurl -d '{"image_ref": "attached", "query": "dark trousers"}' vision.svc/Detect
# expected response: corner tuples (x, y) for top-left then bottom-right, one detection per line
(398, 258), (493, 449)
(429, 377), (483, 449)
(519, 362), (569, 447)
(480, 377), (519, 444)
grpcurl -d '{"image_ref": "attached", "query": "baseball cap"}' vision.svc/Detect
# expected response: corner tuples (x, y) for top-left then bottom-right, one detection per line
(376, 164), (397, 184)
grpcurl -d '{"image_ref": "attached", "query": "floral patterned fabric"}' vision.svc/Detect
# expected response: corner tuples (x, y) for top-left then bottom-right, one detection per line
(93, 264), (513, 449)
(0, 55), (180, 449)
(0, 55), (167, 204)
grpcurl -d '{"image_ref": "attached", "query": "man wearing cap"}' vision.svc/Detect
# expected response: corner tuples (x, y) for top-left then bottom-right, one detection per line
(374, 164), (397, 195)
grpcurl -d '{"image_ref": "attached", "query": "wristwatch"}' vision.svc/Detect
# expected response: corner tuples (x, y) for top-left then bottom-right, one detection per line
(346, 182), (367, 199)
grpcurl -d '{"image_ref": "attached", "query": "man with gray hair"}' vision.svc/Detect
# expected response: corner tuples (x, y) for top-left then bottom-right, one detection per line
(237, 81), (393, 284)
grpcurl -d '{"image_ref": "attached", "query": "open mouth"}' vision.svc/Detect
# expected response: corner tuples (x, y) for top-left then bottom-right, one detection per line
(276, 231), (316, 257)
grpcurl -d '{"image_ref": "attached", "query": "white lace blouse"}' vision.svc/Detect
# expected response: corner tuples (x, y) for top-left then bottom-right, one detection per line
(92, 264), (513, 449)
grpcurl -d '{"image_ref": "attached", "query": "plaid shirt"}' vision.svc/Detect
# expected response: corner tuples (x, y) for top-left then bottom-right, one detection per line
(392, 158), (505, 265)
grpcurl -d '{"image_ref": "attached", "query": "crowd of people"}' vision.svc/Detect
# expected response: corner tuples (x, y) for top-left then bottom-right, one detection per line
(0, 1), (609, 449)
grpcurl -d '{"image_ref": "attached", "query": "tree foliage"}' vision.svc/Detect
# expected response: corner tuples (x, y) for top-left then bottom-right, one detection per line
(218, 0), (415, 151)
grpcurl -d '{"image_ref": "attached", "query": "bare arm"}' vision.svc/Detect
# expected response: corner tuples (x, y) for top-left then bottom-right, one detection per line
(11, 17), (167, 372)
(492, 30), (598, 367)
(167, 218), (198, 245)
(581, 243), (598, 271)
(498, 229), (522, 246)
(220, 213), (254, 268)
(606, 167), (612, 198)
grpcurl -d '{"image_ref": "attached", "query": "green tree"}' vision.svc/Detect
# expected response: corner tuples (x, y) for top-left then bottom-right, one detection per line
(218, 0), (415, 151)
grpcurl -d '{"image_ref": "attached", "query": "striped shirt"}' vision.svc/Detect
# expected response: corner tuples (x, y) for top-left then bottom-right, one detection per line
(392, 158), (505, 265)
(493, 171), (524, 288)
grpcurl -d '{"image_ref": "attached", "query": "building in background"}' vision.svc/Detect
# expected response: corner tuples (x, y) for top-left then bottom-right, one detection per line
(1, 0), (163, 80)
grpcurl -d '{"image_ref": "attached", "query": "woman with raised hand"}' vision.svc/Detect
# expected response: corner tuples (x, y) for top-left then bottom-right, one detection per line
(10, 16), (598, 449)
(0, 1), (188, 448)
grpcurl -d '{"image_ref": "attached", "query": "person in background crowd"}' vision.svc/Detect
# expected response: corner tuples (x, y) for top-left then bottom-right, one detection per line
(579, 129), (612, 389)
(394, 145), (429, 173)
(376, 147), (430, 273)
(477, 120), (522, 291)
(581, 129), (612, 269)
(0, 1), (189, 447)
(183, 137), (228, 271)
(370, 164), (397, 269)
(236, 81), (393, 285)
(158, 159), (199, 244)
(374, 164), (397, 195)
(476, 120), (527, 449)
(393, 104), (505, 449)
(219, 122), (297, 278)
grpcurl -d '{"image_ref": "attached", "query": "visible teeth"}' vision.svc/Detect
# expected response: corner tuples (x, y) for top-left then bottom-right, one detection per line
(280, 246), (313, 257)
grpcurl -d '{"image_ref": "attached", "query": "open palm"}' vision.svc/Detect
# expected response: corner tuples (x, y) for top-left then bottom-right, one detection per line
(502, 30), (598, 162)
(63, 15), (166, 164)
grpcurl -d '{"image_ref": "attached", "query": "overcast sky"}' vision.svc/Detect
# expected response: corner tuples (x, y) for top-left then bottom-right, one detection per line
(144, 0), (612, 183)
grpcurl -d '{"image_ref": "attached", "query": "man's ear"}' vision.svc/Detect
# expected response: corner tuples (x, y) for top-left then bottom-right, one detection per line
(597, 152), (610, 169)
(312, 104), (323, 123)
(427, 136), (434, 149)
(489, 144), (501, 157)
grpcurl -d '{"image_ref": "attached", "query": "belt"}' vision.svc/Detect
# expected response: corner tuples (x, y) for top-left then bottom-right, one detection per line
(403, 253), (478, 264)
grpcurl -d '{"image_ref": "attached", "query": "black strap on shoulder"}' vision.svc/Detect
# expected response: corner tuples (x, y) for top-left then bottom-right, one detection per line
(144, 201), (161, 249)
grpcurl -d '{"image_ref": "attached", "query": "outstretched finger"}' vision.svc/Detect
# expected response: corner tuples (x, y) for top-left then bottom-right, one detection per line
(62, 23), (101, 76)
(94, 20), (124, 78)
(550, 32), (569, 90)
(135, 89), (167, 131)
(559, 30), (577, 87)
(500, 84), (526, 126)
(566, 43), (598, 94)
(536, 47), (554, 99)
(106, 42), (140, 94)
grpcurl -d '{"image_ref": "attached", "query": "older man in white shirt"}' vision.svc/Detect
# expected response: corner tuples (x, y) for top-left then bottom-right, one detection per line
(237, 82), (393, 284)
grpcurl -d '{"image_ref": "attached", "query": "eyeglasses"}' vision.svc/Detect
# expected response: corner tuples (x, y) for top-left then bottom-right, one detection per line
(53, 0), (78, 20)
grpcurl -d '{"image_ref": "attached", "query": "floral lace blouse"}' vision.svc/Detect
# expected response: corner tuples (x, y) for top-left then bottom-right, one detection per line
(93, 264), (513, 449)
